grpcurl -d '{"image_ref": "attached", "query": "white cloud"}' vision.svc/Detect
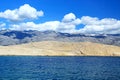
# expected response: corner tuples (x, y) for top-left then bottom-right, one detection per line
(56, 13), (81, 33)
(0, 4), (43, 22)
(10, 13), (81, 33)
(0, 23), (6, 30)
(81, 16), (99, 25)
(79, 16), (120, 34)
(1, 8), (120, 34)
(0, 23), (6, 27)
(62, 13), (76, 22)
(10, 21), (60, 31)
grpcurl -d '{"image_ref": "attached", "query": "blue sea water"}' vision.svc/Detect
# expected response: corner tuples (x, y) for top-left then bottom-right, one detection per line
(0, 56), (120, 80)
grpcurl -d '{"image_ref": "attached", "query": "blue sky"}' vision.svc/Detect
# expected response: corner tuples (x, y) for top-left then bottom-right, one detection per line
(0, 0), (120, 20)
(0, 0), (120, 34)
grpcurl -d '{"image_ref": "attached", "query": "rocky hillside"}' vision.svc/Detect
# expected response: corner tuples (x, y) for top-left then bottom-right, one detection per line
(0, 41), (120, 56)
(0, 30), (120, 46)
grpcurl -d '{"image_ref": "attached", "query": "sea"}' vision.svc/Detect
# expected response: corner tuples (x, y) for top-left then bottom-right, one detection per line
(0, 56), (120, 80)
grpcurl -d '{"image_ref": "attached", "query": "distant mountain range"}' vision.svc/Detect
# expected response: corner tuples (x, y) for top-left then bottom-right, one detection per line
(0, 30), (120, 46)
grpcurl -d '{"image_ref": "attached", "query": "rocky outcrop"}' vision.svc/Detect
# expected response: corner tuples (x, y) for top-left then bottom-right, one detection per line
(0, 30), (120, 46)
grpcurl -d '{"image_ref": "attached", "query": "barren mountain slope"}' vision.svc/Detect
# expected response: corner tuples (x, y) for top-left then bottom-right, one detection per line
(0, 41), (120, 56)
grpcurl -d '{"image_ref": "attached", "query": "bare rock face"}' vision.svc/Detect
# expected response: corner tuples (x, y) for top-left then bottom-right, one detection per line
(0, 41), (120, 56)
(0, 30), (120, 46)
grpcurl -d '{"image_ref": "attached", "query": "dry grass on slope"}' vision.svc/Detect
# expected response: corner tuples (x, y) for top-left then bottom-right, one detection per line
(0, 41), (120, 56)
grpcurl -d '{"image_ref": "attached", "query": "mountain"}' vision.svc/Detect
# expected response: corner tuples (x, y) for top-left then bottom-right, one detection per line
(0, 41), (120, 56)
(0, 30), (120, 46)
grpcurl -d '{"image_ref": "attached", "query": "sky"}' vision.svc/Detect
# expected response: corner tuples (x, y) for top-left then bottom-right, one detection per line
(0, 0), (120, 34)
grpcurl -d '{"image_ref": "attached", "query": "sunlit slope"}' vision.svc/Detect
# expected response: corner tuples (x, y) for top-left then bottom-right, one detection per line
(0, 41), (120, 56)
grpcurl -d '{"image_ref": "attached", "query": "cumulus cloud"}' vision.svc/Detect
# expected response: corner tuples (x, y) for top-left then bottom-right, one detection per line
(9, 12), (120, 34)
(10, 13), (81, 33)
(0, 23), (6, 27)
(10, 21), (60, 31)
(0, 23), (6, 30)
(79, 16), (120, 34)
(56, 13), (81, 33)
(0, 4), (44, 22)
(62, 13), (76, 22)
(0, 3), (120, 34)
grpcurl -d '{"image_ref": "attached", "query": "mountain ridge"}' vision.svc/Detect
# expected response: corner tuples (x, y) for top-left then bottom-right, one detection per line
(0, 30), (120, 46)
